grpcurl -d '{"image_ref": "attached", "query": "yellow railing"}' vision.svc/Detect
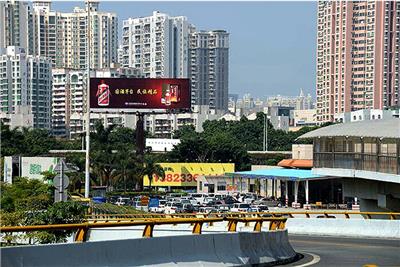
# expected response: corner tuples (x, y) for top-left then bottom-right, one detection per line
(0, 217), (287, 243)
(86, 211), (400, 221)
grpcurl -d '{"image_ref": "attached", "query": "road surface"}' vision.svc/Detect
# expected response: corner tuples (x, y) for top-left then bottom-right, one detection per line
(286, 235), (400, 267)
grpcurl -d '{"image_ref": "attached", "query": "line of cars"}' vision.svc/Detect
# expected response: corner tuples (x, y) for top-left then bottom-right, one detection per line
(147, 193), (279, 214)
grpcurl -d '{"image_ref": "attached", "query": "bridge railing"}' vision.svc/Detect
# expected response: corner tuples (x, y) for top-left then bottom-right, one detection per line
(0, 217), (287, 243)
(86, 211), (399, 221)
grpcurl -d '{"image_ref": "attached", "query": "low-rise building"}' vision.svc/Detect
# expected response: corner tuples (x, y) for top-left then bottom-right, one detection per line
(300, 119), (400, 212)
(145, 138), (180, 152)
(334, 109), (399, 123)
(293, 109), (317, 127)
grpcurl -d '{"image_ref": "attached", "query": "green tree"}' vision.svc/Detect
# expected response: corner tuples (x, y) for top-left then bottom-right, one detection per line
(114, 146), (140, 191)
(1, 177), (86, 244)
(142, 156), (165, 191)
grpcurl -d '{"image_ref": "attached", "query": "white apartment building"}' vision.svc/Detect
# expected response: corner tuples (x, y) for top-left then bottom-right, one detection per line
(52, 67), (141, 138)
(0, 0), (33, 54)
(121, 11), (191, 78)
(145, 105), (223, 138)
(31, 0), (118, 69)
(189, 30), (229, 111)
(0, 46), (52, 129)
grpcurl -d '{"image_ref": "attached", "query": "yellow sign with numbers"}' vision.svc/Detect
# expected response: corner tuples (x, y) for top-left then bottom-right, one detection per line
(143, 163), (234, 187)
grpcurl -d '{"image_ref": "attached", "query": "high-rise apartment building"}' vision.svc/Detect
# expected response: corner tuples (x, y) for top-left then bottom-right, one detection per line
(0, 0), (33, 54)
(121, 11), (191, 78)
(0, 46), (52, 129)
(31, 0), (118, 69)
(316, 1), (400, 123)
(189, 30), (229, 111)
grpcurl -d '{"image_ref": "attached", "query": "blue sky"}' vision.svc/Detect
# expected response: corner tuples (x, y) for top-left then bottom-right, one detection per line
(53, 1), (317, 98)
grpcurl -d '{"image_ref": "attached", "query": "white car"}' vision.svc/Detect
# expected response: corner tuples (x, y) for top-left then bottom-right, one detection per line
(164, 202), (182, 214)
(230, 203), (251, 212)
(190, 193), (207, 205)
(149, 200), (166, 213)
(115, 197), (130, 206)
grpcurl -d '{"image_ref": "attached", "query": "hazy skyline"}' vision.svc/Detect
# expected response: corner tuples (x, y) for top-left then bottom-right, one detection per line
(53, 1), (317, 98)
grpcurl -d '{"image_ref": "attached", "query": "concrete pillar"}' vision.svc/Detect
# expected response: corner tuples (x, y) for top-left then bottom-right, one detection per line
(292, 181), (301, 208)
(305, 180), (309, 204)
(303, 180), (311, 210)
(285, 181), (289, 207)
(271, 179), (275, 198)
(265, 179), (268, 197)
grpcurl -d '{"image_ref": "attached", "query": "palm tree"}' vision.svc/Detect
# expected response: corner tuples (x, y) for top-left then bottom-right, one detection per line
(114, 146), (139, 192)
(142, 157), (165, 192)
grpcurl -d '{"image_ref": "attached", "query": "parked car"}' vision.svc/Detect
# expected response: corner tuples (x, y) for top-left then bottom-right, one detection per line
(249, 205), (269, 212)
(164, 202), (182, 214)
(149, 200), (166, 213)
(230, 203), (251, 212)
(115, 197), (131, 206)
(132, 201), (149, 212)
(217, 204), (231, 213)
(182, 203), (195, 213)
(190, 193), (207, 205)
(203, 197), (216, 205)
(198, 206), (216, 214)
(224, 196), (240, 205)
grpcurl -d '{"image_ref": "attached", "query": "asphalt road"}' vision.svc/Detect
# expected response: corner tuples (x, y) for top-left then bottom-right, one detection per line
(285, 235), (400, 267)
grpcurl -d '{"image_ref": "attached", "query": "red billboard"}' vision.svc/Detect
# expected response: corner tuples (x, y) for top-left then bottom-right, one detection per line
(90, 78), (191, 110)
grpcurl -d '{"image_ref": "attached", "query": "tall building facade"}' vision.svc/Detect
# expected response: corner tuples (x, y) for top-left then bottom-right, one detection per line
(0, 0), (33, 54)
(31, 0), (118, 69)
(189, 30), (229, 111)
(121, 11), (191, 78)
(316, 1), (400, 123)
(0, 46), (52, 129)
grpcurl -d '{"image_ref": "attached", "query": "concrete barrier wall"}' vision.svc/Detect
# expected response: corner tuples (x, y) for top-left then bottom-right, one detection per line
(1, 231), (296, 267)
(285, 218), (400, 239)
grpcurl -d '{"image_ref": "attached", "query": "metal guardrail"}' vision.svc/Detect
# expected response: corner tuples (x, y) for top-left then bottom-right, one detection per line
(86, 211), (400, 220)
(0, 217), (287, 243)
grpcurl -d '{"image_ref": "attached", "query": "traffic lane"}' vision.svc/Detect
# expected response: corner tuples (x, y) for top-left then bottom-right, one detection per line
(287, 235), (400, 267)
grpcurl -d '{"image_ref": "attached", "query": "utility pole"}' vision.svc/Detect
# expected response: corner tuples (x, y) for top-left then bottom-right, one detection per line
(84, 0), (91, 198)
(263, 113), (268, 152)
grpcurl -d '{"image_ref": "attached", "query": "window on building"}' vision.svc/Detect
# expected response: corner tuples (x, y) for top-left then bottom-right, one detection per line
(217, 182), (226, 191)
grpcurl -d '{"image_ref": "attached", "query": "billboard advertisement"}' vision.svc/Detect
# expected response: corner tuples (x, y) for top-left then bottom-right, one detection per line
(20, 157), (60, 180)
(3, 156), (60, 183)
(143, 163), (235, 187)
(90, 78), (191, 110)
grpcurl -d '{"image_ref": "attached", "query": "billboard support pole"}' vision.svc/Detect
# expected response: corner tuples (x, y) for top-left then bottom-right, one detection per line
(84, 1), (91, 199)
(136, 112), (145, 161)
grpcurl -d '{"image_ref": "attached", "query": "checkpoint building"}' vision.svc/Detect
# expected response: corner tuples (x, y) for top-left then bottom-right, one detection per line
(299, 118), (400, 212)
(197, 119), (400, 212)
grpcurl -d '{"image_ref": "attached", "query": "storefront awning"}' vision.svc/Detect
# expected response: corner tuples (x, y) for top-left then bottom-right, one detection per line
(277, 159), (313, 169)
(226, 168), (326, 181)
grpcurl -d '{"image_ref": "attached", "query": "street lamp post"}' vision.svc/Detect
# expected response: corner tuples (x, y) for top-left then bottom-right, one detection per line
(84, 1), (91, 198)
